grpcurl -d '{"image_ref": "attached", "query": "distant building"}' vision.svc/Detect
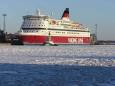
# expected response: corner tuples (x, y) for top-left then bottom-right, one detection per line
(0, 30), (5, 42)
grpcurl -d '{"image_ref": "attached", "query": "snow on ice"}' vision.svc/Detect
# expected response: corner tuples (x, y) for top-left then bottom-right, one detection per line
(0, 44), (115, 86)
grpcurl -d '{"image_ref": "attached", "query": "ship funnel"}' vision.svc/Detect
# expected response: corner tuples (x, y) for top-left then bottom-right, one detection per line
(61, 8), (70, 21)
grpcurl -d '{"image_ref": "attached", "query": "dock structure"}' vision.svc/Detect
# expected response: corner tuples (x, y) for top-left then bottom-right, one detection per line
(90, 34), (97, 45)
(96, 40), (115, 45)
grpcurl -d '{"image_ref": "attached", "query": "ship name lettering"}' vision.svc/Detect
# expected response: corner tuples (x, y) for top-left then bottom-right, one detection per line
(68, 38), (78, 43)
(68, 38), (83, 44)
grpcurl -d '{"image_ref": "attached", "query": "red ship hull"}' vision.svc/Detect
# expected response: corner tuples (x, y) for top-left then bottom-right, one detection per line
(18, 8), (91, 45)
(20, 35), (91, 45)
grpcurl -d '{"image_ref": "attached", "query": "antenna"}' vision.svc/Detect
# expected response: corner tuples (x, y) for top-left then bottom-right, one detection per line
(95, 24), (98, 40)
(51, 12), (53, 17)
(36, 9), (40, 16)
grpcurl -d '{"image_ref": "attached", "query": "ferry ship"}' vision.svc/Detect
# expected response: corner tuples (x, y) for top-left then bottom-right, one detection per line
(19, 8), (91, 45)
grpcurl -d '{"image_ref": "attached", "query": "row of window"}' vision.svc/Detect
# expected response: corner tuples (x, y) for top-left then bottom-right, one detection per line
(22, 24), (45, 27)
(23, 30), (80, 34)
(23, 30), (39, 32)
(55, 31), (79, 34)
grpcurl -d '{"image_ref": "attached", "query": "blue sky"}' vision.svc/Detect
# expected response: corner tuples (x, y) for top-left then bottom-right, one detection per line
(0, 0), (115, 40)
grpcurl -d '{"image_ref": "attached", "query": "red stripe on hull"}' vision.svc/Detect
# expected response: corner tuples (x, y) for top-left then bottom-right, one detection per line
(20, 35), (91, 45)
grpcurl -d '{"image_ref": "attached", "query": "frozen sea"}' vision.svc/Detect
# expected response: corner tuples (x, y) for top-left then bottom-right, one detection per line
(0, 44), (115, 86)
